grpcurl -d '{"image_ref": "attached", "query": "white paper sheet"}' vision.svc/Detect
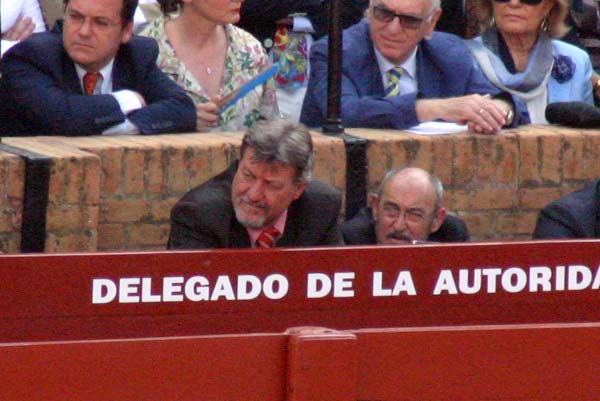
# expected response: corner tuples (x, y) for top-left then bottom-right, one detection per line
(405, 122), (469, 135)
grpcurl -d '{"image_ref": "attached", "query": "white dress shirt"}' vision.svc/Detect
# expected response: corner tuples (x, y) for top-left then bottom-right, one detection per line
(1, 0), (46, 57)
(75, 62), (144, 135)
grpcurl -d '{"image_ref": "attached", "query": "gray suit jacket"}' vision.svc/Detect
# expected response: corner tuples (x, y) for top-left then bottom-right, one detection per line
(168, 162), (344, 249)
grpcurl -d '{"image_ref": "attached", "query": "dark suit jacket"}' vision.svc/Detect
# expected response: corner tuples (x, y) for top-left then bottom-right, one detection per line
(300, 20), (529, 129)
(0, 31), (196, 136)
(237, 0), (367, 48)
(533, 180), (600, 239)
(168, 162), (344, 249)
(340, 207), (470, 245)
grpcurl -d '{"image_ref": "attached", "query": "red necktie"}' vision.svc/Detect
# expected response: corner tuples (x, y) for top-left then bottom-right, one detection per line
(83, 72), (102, 95)
(256, 227), (280, 248)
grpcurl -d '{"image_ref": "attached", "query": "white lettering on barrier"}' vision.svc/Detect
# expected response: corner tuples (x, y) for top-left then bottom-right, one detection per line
(120, 278), (140, 303)
(372, 271), (416, 296)
(163, 277), (184, 302)
(92, 279), (117, 304)
(263, 274), (289, 300)
(433, 265), (600, 295)
(92, 274), (289, 304)
(307, 272), (355, 298)
(92, 265), (600, 304)
(307, 273), (332, 298)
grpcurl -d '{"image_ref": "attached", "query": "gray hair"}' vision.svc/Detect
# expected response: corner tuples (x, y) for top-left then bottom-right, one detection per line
(377, 167), (444, 212)
(241, 118), (314, 183)
(368, 0), (441, 13)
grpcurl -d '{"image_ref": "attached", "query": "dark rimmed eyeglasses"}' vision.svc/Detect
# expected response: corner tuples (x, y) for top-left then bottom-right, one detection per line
(371, 5), (432, 29)
(492, 0), (544, 6)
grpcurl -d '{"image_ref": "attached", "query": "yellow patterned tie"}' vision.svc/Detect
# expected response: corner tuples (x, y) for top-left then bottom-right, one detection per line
(384, 66), (404, 97)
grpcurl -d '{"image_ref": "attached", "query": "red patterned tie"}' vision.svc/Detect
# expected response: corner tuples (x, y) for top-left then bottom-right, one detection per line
(256, 227), (280, 248)
(83, 72), (102, 95)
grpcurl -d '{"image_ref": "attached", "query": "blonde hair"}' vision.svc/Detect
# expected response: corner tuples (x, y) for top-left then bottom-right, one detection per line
(479, 0), (570, 38)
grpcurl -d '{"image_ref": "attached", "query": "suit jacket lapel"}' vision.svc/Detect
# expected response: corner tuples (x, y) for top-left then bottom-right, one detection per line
(276, 201), (301, 247)
(364, 31), (385, 96)
(112, 51), (134, 91)
(62, 51), (83, 94)
(229, 218), (252, 248)
(349, 21), (385, 96)
(416, 43), (443, 98)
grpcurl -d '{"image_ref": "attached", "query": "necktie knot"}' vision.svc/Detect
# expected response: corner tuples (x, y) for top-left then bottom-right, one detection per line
(256, 227), (280, 248)
(385, 66), (405, 97)
(83, 72), (102, 95)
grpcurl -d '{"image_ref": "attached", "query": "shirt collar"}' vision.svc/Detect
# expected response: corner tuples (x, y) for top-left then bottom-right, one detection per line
(247, 209), (288, 247)
(374, 45), (418, 80)
(75, 59), (115, 94)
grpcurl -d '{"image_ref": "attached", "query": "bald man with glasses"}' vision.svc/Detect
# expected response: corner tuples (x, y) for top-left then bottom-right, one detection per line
(300, 0), (529, 134)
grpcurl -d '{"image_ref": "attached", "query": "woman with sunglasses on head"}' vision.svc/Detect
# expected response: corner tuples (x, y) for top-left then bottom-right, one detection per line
(139, 0), (278, 132)
(466, 0), (593, 124)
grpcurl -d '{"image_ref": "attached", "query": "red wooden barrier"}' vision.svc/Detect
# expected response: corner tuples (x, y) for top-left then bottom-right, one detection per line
(2, 323), (599, 401)
(2, 240), (600, 342)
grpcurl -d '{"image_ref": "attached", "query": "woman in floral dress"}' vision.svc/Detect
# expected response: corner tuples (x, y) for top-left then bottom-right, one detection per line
(140, 0), (278, 132)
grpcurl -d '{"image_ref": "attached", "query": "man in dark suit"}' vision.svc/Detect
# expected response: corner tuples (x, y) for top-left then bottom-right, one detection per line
(168, 118), (343, 249)
(533, 180), (600, 239)
(0, 0), (196, 137)
(341, 167), (469, 245)
(300, 0), (529, 133)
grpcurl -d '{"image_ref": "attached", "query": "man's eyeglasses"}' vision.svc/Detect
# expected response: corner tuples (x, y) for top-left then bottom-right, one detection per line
(371, 5), (431, 29)
(492, 0), (544, 6)
(381, 204), (431, 225)
(65, 10), (122, 32)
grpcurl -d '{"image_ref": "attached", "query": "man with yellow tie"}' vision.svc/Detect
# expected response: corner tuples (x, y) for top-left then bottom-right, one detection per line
(301, 0), (530, 134)
(0, 0), (195, 136)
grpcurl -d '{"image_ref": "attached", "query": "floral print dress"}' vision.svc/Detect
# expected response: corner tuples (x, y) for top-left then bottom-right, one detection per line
(140, 13), (279, 132)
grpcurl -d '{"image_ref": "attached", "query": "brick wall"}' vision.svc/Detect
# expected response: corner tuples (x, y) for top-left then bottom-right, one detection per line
(0, 150), (24, 253)
(0, 132), (345, 253)
(0, 126), (597, 253)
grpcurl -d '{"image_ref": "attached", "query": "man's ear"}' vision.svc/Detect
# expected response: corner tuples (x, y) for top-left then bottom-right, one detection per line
(430, 207), (446, 233)
(292, 182), (308, 201)
(424, 9), (442, 39)
(120, 21), (134, 44)
(369, 193), (379, 220)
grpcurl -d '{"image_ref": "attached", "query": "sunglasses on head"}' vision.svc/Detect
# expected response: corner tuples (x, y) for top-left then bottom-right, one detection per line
(372, 5), (431, 29)
(492, 0), (544, 6)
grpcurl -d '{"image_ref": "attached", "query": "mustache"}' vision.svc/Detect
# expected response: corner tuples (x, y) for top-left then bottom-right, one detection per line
(386, 231), (412, 242)
(239, 196), (268, 210)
